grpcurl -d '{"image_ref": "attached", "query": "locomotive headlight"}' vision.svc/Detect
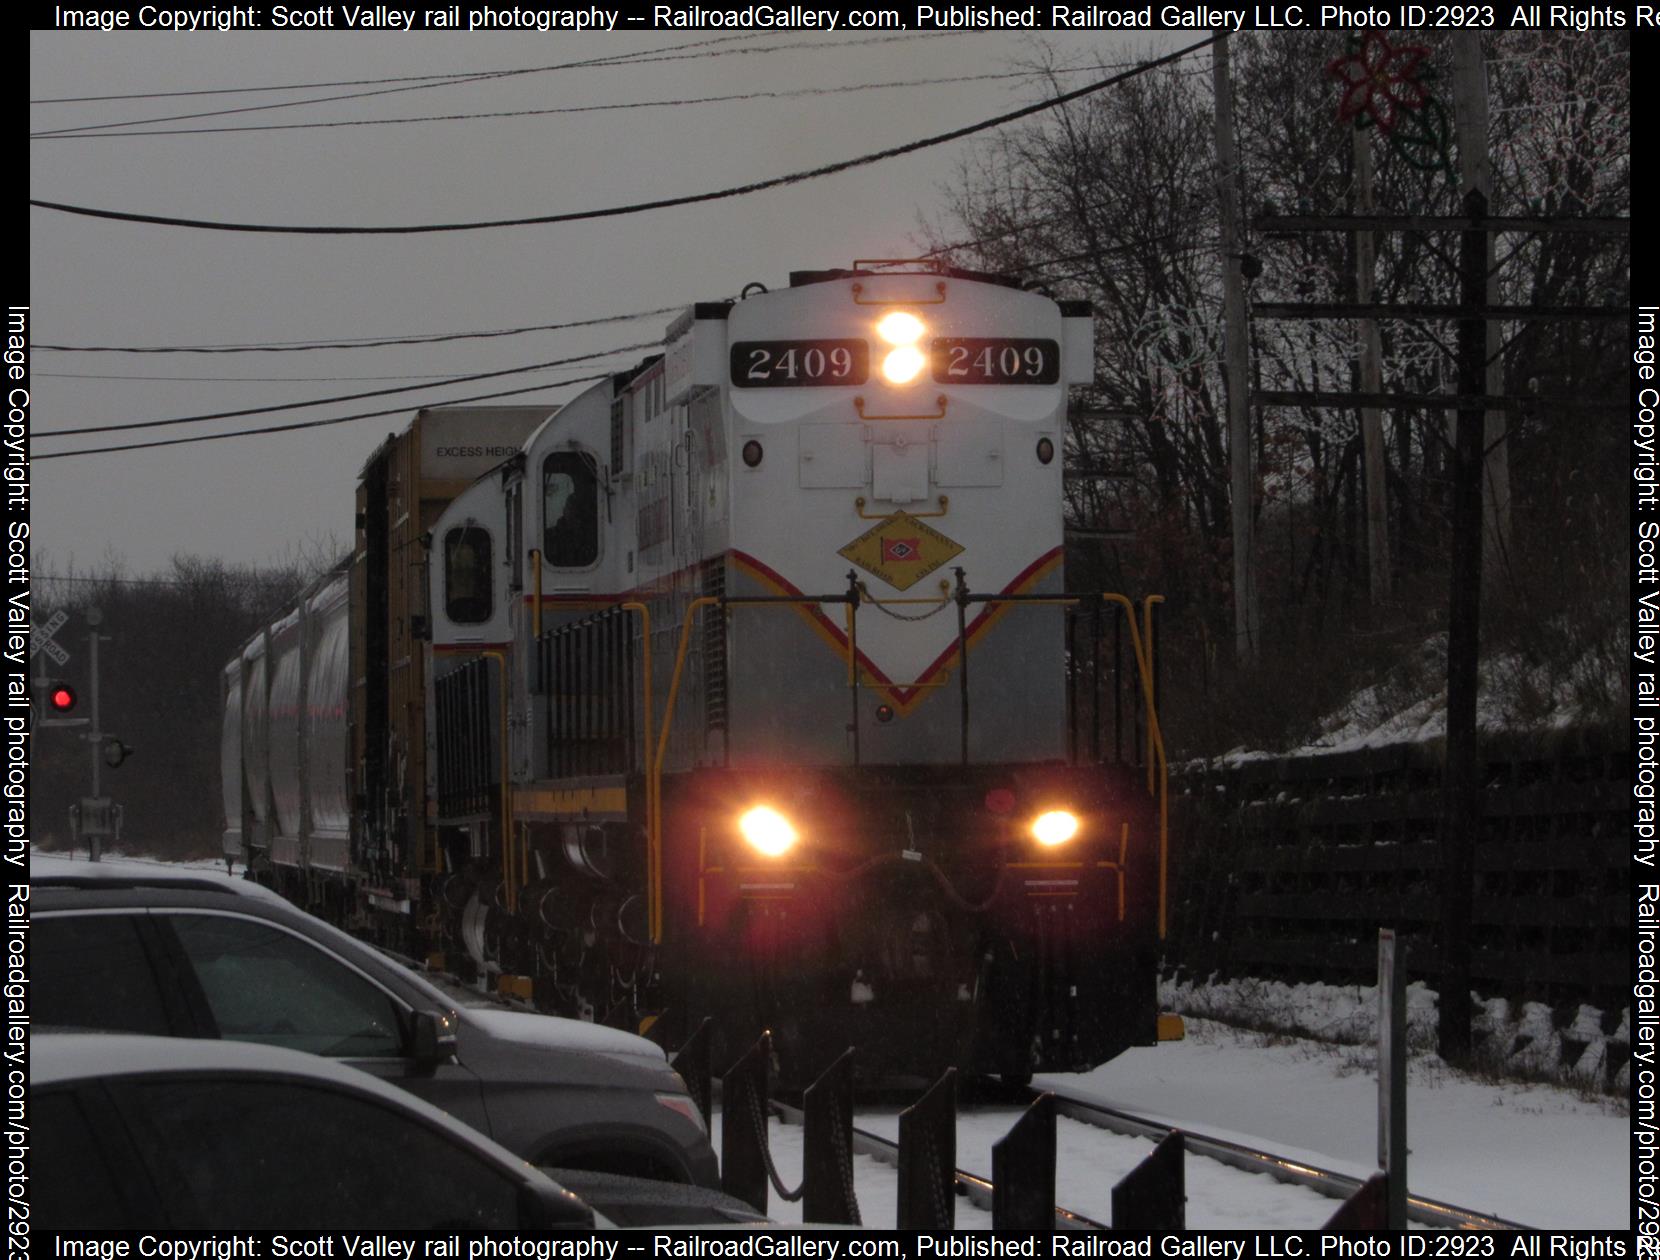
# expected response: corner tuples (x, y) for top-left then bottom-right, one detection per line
(875, 310), (928, 384)
(881, 345), (926, 384)
(1030, 810), (1080, 848)
(739, 806), (799, 858)
(875, 311), (926, 345)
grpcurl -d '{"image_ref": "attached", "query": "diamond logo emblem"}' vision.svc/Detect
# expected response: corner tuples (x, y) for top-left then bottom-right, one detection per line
(838, 512), (965, 592)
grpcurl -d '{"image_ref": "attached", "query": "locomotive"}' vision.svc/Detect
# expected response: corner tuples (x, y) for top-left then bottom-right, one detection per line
(222, 262), (1169, 1085)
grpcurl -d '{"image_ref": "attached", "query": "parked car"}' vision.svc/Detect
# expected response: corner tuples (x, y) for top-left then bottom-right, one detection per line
(30, 854), (718, 1190)
(33, 1032), (597, 1229)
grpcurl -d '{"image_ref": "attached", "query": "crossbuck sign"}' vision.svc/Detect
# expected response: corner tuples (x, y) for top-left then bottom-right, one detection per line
(30, 609), (70, 667)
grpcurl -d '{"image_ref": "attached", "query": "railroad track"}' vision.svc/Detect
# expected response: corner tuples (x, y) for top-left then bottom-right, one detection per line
(771, 1090), (1530, 1231)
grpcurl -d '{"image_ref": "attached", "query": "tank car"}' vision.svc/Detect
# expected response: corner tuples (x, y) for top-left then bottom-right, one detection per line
(224, 262), (1168, 1085)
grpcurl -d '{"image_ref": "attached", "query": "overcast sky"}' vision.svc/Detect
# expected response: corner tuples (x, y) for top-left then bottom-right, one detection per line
(29, 28), (1198, 580)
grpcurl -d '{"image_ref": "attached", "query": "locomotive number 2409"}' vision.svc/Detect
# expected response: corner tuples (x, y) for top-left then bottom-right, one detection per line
(932, 338), (1060, 385)
(731, 339), (868, 388)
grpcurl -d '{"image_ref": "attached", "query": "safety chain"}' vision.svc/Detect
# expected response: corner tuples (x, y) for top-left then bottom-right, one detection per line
(746, 1080), (805, 1203)
(865, 596), (951, 622)
(828, 1104), (863, 1226)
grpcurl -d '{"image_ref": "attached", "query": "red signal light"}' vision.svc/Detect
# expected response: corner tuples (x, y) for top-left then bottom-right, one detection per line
(47, 682), (77, 713)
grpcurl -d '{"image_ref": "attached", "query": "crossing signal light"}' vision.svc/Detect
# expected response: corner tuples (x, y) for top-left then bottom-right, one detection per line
(102, 738), (133, 769)
(46, 681), (77, 714)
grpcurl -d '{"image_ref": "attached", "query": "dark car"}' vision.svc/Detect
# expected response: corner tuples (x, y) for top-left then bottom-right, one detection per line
(31, 855), (718, 1189)
(32, 1031), (599, 1230)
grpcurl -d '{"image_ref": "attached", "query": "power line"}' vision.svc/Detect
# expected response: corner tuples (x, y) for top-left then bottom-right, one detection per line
(36, 342), (659, 438)
(35, 232), (1222, 459)
(37, 370), (470, 383)
(34, 373), (608, 461)
(38, 306), (681, 355)
(28, 35), (772, 136)
(32, 66), (1105, 141)
(30, 33), (932, 137)
(31, 36), (1221, 235)
(34, 370), (468, 380)
(29, 32), (763, 103)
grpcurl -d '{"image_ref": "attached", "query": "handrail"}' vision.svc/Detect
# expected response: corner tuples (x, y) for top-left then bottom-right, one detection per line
(479, 649), (513, 913)
(531, 548), (543, 639)
(1103, 593), (1169, 940)
(854, 395), (947, 421)
(651, 596), (720, 943)
(855, 495), (948, 520)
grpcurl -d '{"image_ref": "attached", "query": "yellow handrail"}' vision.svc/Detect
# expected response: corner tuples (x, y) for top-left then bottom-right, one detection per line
(650, 596), (719, 943)
(1143, 594), (1164, 793)
(1103, 594), (1168, 940)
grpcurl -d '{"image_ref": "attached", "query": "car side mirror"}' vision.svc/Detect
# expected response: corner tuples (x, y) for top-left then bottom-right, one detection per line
(517, 1179), (595, 1230)
(410, 1008), (459, 1069)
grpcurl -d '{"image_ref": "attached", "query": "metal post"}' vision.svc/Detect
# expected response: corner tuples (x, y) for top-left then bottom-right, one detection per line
(1213, 35), (1259, 663)
(720, 1033), (771, 1213)
(1353, 120), (1392, 602)
(990, 1092), (1055, 1230)
(896, 1069), (956, 1230)
(1452, 32), (1511, 580)
(1378, 929), (1408, 1229)
(1111, 1131), (1185, 1231)
(801, 1048), (859, 1225)
(1440, 189), (1486, 1061)
(669, 1017), (713, 1133)
(86, 609), (103, 861)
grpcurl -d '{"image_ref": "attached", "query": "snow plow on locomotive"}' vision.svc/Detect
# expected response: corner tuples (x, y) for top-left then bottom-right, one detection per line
(223, 263), (1170, 1085)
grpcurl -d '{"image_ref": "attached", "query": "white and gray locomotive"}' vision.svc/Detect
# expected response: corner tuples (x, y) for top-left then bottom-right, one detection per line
(222, 263), (1169, 1084)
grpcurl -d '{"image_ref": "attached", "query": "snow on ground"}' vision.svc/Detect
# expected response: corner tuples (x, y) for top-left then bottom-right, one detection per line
(1164, 975), (1630, 1094)
(1206, 632), (1618, 762)
(716, 1014), (1625, 1230)
(1039, 1018), (1627, 1230)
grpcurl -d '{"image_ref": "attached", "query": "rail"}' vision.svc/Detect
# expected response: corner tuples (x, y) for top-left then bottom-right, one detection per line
(1037, 1087), (1530, 1231)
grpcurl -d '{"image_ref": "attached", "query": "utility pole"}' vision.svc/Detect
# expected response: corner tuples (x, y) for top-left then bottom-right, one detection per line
(1452, 32), (1512, 581)
(1352, 124), (1391, 602)
(1213, 34), (1259, 664)
(86, 608), (107, 861)
(1439, 188), (1488, 1062)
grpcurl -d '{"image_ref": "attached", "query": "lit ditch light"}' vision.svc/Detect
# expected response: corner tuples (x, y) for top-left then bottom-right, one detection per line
(738, 806), (799, 858)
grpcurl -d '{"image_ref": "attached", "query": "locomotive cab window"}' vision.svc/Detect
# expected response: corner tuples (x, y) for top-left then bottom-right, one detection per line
(542, 452), (599, 569)
(443, 526), (493, 624)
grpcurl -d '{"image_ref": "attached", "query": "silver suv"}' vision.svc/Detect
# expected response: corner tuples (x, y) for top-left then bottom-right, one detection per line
(31, 855), (718, 1191)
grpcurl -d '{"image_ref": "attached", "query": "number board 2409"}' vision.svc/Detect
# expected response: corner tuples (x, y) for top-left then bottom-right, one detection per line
(731, 340), (869, 387)
(932, 338), (1059, 385)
